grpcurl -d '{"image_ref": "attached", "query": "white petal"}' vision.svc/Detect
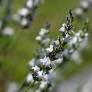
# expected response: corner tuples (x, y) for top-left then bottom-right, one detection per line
(18, 8), (29, 17)
(26, 73), (33, 83)
(2, 27), (14, 36)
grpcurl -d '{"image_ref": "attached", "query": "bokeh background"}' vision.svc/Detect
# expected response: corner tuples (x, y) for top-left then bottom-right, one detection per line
(0, 0), (92, 92)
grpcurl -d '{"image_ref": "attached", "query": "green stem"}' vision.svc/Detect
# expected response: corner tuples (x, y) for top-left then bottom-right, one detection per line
(24, 82), (35, 92)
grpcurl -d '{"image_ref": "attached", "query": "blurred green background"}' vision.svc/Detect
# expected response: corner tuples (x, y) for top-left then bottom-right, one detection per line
(0, 0), (92, 92)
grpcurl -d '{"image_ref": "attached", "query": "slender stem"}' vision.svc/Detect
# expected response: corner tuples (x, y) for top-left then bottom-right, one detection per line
(17, 81), (25, 92)
(24, 82), (35, 92)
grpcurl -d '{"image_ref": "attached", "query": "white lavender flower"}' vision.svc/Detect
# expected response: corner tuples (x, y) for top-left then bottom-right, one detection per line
(18, 8), (29, 17)
(32, 66), (40, 72)
(39, 57), (51, 67)
(36, 70), (43, 79)
(84, 33), (88, 37)
(26, 0), (34, 9)
(39, 81), (47, 91)
(75, 31), (82, 42)
(59, 23), (66, 32)
(46, 45), (53, 53)
(68, 31), (83, 48)
(2, 27), (15, 36)
(54, 40), (60, 46)
(35, 36), (42, 42)
(20, 18), (30, 27)
(28, 58), (36, 67)
(74, 8), (83, 18)
(68, 36), (78, 47)
(62, 33), (71, 42)
(26, 73), (34, 84)
(80, 0), (90, 11)
(53, 58), (63, 65)
(41, 38), (50, 46)
(39, 28), (49, 36)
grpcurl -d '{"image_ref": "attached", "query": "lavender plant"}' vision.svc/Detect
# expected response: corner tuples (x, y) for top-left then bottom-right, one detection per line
(74, 0), (92, 19)
(17, 9), (89, 92)
(13, 0), (41, 28)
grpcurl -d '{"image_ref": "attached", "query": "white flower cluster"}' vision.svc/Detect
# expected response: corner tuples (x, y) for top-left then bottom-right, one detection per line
(13, 0), (41, 28)
(18, 10), (89, 92)
(74, 0), (92, 18)
(35, 22), (51, 47)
